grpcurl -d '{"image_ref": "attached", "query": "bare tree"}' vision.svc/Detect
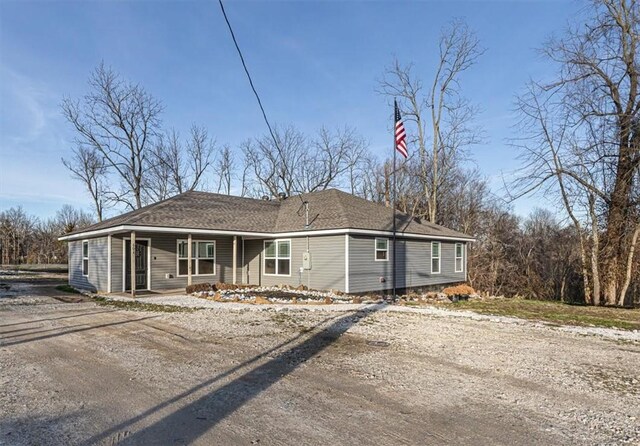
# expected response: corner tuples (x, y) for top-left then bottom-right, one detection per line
(62, 63), (163, 210)
(378, 19), (484, 223)
(0, 207), (34, 264)
(244, 125), (367, 197)
(55, 204), (94, 234)
(512, 0), (640, 306)
(0, 206), (93, 265)
(146, 125), (215, 201)
(186, 125), (215, 191)
(213, 145), (233, 194)
(62, 146), (107, 221)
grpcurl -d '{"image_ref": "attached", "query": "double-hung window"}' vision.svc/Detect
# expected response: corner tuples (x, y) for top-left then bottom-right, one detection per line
(431, 241), (441, 274)
(82, 241), (89, 276)
(455, 243), (464, 272)
(264, 240), (291, 276)
(177, 240), (215, 276)
(375, 238), (389, 261)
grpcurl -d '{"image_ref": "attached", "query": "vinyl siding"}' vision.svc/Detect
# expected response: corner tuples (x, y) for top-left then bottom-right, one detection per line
(244, 235), (346, 291)
(348, 235), (466, 294)
(70, 231), (465, 294)
(68, 237), (109, 292)
(110, 233), (237, 292)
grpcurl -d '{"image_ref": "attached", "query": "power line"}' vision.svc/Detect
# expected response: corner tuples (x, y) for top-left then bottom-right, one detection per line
(218, 0), (282, 158)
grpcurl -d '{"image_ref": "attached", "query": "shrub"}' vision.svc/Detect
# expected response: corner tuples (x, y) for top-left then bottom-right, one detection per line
(186, 283), (212, 294)
(214, 282), (239, 291)
(442, 284), (476, 297)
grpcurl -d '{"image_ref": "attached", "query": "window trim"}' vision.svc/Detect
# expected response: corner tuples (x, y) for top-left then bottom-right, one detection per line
(82, 240), (89, 277)
(431, 241), (441, 274)
(263, 239), (292, 277)
(176, 239), (217, 277)
(455, 242), (464, 273)
(374, 237), (389, 262)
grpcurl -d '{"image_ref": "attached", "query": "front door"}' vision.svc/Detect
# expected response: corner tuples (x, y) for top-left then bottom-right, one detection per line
(125, 240), (148, 291)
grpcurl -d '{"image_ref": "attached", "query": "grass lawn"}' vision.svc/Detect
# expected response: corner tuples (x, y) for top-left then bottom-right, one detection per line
(55, 284), (80, 294)
(448, 298), (640, 331)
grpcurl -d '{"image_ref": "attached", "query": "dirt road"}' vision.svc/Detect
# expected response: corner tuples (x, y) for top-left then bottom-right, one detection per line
(1, 275), (639, 445)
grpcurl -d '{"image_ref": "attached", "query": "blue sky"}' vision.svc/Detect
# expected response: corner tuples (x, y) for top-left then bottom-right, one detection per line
(0, 0), (579, 220)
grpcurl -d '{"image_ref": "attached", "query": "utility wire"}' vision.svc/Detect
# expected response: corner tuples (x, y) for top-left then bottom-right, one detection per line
(218, 0), (285, 165)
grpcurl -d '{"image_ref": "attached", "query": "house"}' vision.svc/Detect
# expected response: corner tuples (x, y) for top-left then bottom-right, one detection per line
(58, 189), (474, 295)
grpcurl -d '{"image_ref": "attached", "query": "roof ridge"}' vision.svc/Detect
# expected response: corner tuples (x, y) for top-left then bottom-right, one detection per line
(188, 190), (281, 206)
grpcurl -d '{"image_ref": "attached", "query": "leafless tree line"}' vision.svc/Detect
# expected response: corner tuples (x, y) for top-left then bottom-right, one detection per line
(62, 64), (369, 218)
(510, 0), (640, 306)
(56, 4), (638, 305)
(0, 206), (93, 265)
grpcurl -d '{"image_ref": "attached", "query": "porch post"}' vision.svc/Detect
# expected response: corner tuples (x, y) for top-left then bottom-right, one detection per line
(232, 236), (237, 284)
(187, 233), (193, 286)
(130, 231), (136, 297)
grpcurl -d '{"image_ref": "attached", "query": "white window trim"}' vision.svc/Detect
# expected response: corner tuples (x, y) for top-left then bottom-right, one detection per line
(82, 240), (89, 277)
(122, 237), (152, 292)
(455, 242), (464, 273)
(431, 241), (441, 274)
(176, 239), (217, 277)
(374, 237), (389, 262)
(263, 239), (292, 277)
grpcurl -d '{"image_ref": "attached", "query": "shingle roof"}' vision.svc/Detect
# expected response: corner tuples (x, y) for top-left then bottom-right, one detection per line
(69, 189), (472, 239)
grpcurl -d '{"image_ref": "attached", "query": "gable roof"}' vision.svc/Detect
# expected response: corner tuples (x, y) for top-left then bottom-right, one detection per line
(62, 189), (473, 241)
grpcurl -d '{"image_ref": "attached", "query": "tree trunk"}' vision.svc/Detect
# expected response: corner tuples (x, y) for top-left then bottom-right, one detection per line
(601, 119), (636, 306)
(588, 195), (602, 305)
(619, 223), (640, 307)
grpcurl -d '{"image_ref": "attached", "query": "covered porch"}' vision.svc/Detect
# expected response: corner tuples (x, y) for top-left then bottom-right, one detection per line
(111, 230), (256, 296)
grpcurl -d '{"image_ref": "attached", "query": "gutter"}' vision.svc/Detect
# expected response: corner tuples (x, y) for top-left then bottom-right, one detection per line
(58, 224), (476, 243)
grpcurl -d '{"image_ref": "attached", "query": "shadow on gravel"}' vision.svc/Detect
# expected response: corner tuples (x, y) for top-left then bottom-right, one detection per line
(0, 309), (118, 329)
(0, 315), (158, 347)
(85, 303), (387, 445)
(1, 410), (84, 446)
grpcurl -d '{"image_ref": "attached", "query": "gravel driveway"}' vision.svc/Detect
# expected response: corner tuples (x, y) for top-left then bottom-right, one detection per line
(1, 278), (639, 445)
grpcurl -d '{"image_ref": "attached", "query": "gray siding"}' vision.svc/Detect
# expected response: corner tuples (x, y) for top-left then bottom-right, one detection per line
(68, 237), (109, 292)
(245, 235), (346, 291)
(68, 231), (466, 294)
(111, 236), (122, 293)
(348, 235), (466, 294)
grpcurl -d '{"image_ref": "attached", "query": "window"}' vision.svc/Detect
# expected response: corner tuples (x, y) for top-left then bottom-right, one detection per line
(431, 241), (441, 274)
(82, 241), (89, 276)
(455, 243), (464, 273)
(264, 239), (291, 276)
(177, 240), (216, 276)
(375, 238), (389, 261)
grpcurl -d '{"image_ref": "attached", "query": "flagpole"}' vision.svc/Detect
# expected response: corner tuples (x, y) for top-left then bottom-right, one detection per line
(392, 99), (397, 301)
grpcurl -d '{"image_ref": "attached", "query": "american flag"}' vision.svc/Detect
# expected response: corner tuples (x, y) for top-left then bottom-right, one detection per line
(394, 100), (408, 158)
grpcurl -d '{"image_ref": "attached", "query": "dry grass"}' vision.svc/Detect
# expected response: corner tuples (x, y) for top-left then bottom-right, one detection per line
(449, 298), (640, 331)
(442, 284), (476, 296)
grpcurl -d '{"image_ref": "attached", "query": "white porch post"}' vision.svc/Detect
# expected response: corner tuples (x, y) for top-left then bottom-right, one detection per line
(187, 233), (193, 286)
(130, 231), (136, 297)
(107, 235), (112, 293)
(232, 236), (237, 284)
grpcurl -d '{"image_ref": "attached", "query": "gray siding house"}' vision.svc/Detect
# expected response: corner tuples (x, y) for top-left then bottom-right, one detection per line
(60, 189), (474, 295)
